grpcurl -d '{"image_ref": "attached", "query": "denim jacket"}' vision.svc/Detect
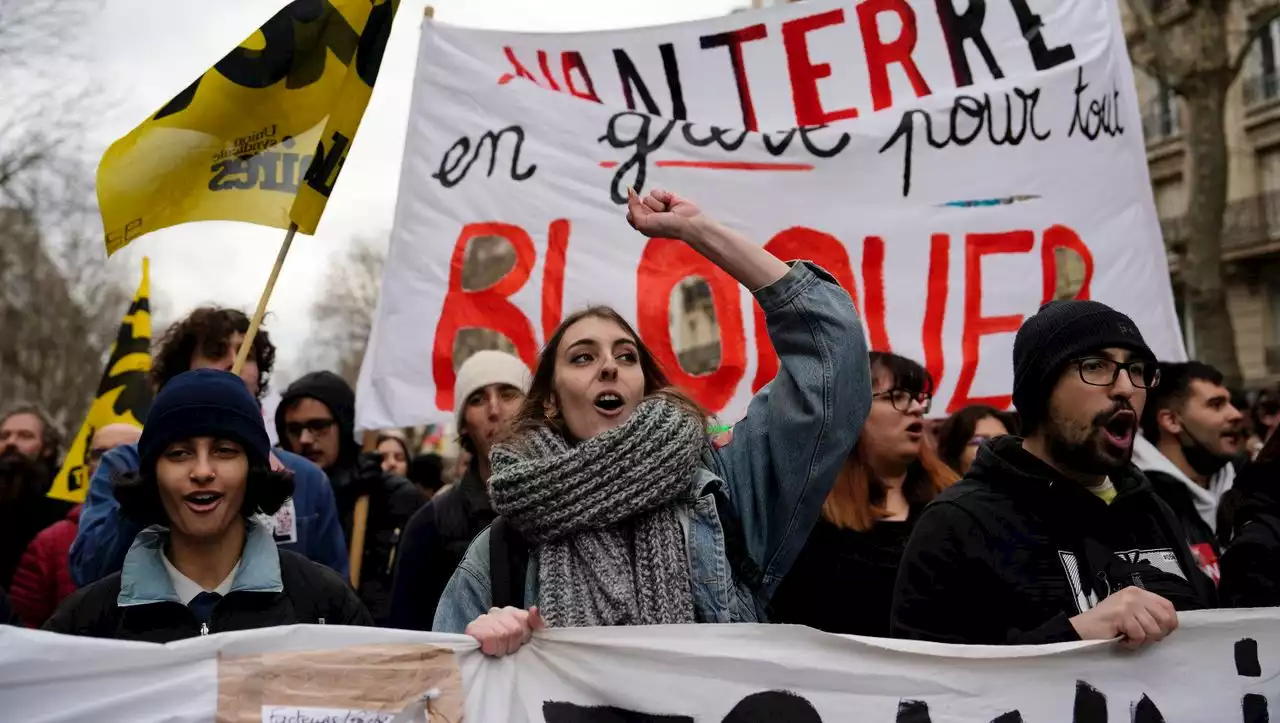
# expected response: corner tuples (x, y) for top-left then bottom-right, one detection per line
(433, 261), (871, 632)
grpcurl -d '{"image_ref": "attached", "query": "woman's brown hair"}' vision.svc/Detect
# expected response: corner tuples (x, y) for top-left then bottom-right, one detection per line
(511, 306), (708, 440)
(822, 352), (959, 532)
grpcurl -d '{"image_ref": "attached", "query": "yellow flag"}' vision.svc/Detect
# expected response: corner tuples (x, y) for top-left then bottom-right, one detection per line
(97, 0), (400, 255)
(47, 260), (153, 503)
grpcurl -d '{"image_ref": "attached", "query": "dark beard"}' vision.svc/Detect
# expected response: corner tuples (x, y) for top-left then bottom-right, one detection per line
(0, 452), (51, 504)
(1044, 404), (1134, 478)
(1178, 428), (1231, 478)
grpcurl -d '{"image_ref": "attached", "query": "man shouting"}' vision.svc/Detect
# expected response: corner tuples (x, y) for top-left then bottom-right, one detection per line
(892, 300), (1215, 648)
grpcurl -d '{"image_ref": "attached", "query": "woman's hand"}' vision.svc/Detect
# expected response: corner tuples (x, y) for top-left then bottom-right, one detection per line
(625, 187), (788, 291)
(626, 187), (704, 242)
(464, 606), (547, 657)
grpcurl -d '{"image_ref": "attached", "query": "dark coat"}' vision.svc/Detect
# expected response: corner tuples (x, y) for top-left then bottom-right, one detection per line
(45, 523), (371, 643)
(273, 371), (424, 625)
(1218, 457), (1280, 608)
(390, 462), (496, 630)
(892, 436), (1216, 645)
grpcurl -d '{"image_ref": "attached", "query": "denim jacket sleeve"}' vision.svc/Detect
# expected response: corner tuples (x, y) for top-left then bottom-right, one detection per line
(68, 445), (140, 587)
(707, 261), (869, 600)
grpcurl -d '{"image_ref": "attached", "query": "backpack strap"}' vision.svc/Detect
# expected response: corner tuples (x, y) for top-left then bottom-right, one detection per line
(488, 516), (529, 610)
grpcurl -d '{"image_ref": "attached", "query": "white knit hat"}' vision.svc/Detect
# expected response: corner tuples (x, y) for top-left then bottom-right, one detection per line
(453, 350), (533, 430)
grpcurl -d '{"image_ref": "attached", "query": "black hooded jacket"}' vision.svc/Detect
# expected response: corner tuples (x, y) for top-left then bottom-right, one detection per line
(1218, 457), (1280, 608)
(891, 436), (1216, 645)
(274, 372), (423, 625)
(275, 371), (362, 473)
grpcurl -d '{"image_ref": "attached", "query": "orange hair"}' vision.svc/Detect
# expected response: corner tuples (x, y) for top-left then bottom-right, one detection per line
(822, 439), (959, 532)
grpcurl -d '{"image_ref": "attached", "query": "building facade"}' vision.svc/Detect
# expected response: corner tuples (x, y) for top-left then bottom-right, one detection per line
(1130, 14), (1280, 388)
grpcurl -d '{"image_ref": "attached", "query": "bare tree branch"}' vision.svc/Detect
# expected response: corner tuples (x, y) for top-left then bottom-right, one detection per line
(305, 236), (389, 386)
(1230, 6), (1280, 78)
(1125, 0), (1176, 86)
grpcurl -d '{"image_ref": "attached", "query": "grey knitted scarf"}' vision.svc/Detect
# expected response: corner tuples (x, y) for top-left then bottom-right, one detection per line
(488, 396), (706, 628)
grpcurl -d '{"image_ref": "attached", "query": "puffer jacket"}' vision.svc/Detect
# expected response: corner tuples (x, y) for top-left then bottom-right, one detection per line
(9, 505), (81, 627)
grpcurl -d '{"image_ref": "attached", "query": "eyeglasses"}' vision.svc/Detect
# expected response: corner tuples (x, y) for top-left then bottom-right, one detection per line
(285, 418), (336, 438)
(966, 435), (991, 448)
(872, 388), (932, 414)
(1072, 357), (1161, 389)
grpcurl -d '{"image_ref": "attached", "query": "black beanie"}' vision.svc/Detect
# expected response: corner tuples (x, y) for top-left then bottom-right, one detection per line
(1012, 300), (1155, 428)
(274, 371), (359, 467)
(138, 369), (271, 475)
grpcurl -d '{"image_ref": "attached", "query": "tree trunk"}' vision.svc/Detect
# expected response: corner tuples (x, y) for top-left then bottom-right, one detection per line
(1179, 78), (1244, 388)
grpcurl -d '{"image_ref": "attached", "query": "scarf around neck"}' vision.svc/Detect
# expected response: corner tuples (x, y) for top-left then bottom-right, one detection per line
(488, 396), (706, 628)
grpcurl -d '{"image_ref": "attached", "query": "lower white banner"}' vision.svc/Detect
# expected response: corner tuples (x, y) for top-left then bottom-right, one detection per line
(1, 610), (1276, 721)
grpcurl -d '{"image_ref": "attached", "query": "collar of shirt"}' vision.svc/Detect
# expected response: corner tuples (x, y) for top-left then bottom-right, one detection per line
(160, 553), (241, 605)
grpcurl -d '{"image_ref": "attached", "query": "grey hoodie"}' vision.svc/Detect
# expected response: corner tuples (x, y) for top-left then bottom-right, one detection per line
(1132, 435), (1234, 534)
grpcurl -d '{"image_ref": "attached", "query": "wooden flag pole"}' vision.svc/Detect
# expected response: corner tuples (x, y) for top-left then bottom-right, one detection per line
(232, 223), (298, 376)
(348, 430), (379, 589)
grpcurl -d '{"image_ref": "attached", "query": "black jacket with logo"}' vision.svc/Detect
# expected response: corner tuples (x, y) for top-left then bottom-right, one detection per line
(891, 436), (1216, 645)
(41, 550), (372, 643)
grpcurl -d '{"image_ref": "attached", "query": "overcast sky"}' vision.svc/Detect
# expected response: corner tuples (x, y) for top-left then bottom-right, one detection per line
(77, 0), (743, 386)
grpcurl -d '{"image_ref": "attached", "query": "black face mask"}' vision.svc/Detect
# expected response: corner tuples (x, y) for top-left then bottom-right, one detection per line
(1176, 425), (1229, 479)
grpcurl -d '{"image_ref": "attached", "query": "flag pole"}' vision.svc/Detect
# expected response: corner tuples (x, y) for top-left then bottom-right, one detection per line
(231, 223), (297, 376)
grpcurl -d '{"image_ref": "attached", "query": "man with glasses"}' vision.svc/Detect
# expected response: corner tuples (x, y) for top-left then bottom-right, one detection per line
(892, 300), (1216, 648)
(276, 371), (423, 625)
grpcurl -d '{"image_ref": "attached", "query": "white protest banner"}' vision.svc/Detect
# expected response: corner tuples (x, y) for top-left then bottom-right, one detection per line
(2, 611), (1276, 721)
(355, 0), (1184, 428)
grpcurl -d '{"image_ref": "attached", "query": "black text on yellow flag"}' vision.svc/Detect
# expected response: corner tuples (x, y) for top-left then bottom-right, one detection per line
(48, 259), (153, 504)
(97, 0), (400, 255)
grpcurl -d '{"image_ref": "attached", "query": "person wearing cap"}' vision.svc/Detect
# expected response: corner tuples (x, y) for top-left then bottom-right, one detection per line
(275, 371), (422, 626)
(891, 300), (1216, 648)
(388, 350), (531, 630)
(44, 370), (371, 642)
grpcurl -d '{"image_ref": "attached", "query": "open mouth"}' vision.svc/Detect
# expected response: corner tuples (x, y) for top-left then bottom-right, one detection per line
(594, 392), (625, 415)
(183, 491), (224, 514)
(905, 420), (924, 436)
(1101, 410), (1136, 449)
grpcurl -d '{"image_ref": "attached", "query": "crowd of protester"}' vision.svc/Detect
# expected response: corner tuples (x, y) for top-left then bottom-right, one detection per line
(1, 189), (1278, 657)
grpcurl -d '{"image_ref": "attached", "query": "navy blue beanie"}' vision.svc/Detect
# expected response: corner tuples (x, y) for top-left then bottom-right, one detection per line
(138, 369), (271, 475)
(1012, 300), (1155, 428)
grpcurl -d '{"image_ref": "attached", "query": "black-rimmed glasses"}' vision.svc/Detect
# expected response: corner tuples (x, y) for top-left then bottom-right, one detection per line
(872, 388), (932, 414)
(1072, 357), (1161, 389)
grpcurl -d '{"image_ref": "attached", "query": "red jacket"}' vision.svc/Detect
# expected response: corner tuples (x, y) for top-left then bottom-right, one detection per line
(9, 505), (80, 627)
